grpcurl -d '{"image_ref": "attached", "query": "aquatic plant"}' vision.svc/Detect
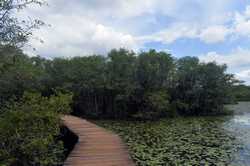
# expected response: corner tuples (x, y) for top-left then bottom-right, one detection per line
(97, 117), (241, 166)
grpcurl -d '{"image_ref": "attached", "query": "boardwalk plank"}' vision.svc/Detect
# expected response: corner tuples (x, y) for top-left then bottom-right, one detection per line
(62, 115), (135, 166)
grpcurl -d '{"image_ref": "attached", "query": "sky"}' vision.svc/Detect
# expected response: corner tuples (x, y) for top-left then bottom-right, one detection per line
(21, 0), (250, 85)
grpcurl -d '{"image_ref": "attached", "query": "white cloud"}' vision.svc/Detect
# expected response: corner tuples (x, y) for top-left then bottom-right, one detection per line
(236, 70), (250, 79)
(24, 15), (138, 58)
(137, 4), (250, 47)
(199, 48), (250, 68)
(146, 4), (250, 44)
(232, 5), (250, 37)
(138, 23), (198, 44)
(139, 23), (233, 44)
(234, 15), (250, 37)
(92, 25), (136, 51)
(20, 0), (250, 58)
(199, 25), (231, 43)
(236, 70), (250, 85)
(199, 48), (250, 85)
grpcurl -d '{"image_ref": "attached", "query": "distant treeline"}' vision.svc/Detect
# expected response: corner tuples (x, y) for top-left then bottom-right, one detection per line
(0, 46), (239, 119)
(232, 85), (250, 101)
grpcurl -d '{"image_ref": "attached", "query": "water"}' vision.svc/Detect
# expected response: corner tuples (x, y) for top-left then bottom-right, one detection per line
(224, 102), (250, 166)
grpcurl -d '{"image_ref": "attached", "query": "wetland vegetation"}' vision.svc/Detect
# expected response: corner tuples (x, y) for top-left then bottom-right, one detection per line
(97, 102), (250, 166)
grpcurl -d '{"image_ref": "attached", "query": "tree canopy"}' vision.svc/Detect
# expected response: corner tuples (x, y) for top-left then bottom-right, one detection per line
(0, 47), (238, 119)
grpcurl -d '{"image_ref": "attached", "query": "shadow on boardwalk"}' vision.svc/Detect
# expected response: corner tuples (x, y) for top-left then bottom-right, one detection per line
(62, 115), (135, 166)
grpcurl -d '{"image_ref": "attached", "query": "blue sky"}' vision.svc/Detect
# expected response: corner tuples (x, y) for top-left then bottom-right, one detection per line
(22, 0), (250, 84)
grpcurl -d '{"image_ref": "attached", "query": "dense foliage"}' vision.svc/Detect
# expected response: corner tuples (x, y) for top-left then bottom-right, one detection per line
(0, 46), (45, 107)
(0, 46), (237, 120)
(0, 92), (72, 166)
(173, 57), (236, 115)
(232, 85), (250, 101)
(97, 117), (241, 166)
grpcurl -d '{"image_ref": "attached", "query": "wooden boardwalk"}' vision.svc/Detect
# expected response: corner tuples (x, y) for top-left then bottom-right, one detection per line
(62, 115), (135, 166)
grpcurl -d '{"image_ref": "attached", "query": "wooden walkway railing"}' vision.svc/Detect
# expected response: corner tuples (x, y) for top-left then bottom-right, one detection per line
(62, 115), (135, 166)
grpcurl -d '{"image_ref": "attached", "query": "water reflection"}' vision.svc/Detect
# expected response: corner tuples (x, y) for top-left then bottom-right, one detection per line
(233, 114), (250, 126)
(224, 102), (250, 166)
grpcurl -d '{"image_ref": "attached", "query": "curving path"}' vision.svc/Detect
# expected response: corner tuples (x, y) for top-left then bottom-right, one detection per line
(62, 115), (135, 166)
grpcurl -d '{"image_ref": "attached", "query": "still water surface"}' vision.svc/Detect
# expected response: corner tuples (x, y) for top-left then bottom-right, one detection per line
(224, 102), (250, 165)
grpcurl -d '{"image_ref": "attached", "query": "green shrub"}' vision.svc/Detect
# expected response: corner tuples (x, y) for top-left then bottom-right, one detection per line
(0, 92), (72, 166)
(134, 91), (172, 120)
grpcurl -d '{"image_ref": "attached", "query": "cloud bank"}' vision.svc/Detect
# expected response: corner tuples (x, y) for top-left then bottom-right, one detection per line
(19, 0), (250, 84)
